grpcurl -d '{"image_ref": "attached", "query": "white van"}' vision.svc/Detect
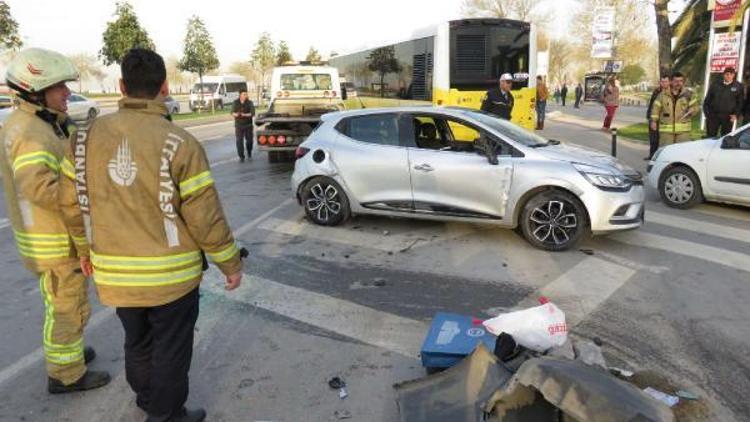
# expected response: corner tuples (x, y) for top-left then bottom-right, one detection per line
(270, 66), (342, 102)
(189, 74), (247, 111)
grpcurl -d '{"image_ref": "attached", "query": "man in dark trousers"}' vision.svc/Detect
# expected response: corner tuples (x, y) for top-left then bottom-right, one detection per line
(480, 73), (514, 120)
(703, 67), (743, 138)
(232, 89), (255, 162)
(574, 83), (583, 108)
(646, 75), (671, 159)
(560, 83), (569, 106)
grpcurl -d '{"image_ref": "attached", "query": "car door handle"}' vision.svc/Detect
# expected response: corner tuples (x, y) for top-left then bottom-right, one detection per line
(414, 164), (434, 172)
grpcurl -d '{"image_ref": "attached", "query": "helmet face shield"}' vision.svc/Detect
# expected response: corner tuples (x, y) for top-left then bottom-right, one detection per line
(6, 48), (79, 94)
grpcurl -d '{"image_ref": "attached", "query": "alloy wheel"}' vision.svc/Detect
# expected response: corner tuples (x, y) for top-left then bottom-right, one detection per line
(306, 183), (342, 223)
(528, 200), (579, 247)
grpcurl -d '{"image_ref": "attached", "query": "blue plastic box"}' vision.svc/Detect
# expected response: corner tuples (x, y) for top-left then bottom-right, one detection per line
(420, 312), (498, 369)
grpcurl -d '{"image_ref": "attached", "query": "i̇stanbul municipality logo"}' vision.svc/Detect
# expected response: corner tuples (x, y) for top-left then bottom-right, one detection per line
(108, 137), (137, 186)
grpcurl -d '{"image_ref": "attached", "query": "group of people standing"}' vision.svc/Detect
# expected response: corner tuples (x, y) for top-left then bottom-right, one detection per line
(0, 47), (244, 422)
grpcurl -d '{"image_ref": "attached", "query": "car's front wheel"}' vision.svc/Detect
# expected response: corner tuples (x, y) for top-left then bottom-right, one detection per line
(301, 177), (350, 226)
(520, 190), (589, 251)
(87, 108), (97, 122)
(659, 166), (703, 209)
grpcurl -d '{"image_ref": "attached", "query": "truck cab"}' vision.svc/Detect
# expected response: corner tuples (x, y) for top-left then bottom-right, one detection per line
(256, 66), (345, 162)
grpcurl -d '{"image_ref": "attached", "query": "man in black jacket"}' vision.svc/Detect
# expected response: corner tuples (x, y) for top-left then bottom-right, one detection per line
(703, 67), (743, 138)
(646, 75), (671, 159)
(232, 89), (255, 162)
(574, 83), (583, 108)
(560, 83), (568, 107)
(480, 73), (514, 120)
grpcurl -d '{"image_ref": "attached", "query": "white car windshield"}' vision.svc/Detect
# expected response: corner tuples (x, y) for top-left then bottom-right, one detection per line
(280, 74), (333, 91)
(463, 110), (549, 147)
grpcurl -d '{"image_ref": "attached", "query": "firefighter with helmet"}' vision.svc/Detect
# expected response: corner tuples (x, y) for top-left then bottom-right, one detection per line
(0, 48), (111, 393)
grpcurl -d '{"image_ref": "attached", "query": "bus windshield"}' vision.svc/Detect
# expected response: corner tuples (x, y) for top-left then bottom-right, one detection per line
(280, 74), (333, 91)
(192, 83), (218, 94)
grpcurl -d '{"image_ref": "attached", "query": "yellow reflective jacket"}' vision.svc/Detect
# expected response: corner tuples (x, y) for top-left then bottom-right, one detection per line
(650, 88), (699, 134)
(60, 98), (242, 307)
(0, 100), (86, 273)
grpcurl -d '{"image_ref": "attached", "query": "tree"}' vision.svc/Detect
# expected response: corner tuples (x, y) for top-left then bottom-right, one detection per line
(548, 38), (573, 86)
(99, 1), (154, 65)
(367, 46), (402, 97)
(276, 40), (293, 65)
(0, 1), (21, 52)
(672, 0), (711, 83)
(619, 64), (646, 85)
(654, 0), (672, 76)
(250, 32), (276, 101)
(179, 16), (219, 109)
(166, 56), (190, 93)
(461, 0), (551, 24)
(68, 54), (105, 93)
(306, 47), (321, 63)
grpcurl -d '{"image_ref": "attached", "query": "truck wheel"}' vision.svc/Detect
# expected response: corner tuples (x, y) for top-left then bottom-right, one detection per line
(301, 177), (350, 226)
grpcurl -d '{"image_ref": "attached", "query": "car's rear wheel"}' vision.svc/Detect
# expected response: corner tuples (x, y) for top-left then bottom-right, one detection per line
(301, 177), (350, 226)
(87, 108), (97, 122)
(520, 190), (589, 251)
(659, 166), (703, 209)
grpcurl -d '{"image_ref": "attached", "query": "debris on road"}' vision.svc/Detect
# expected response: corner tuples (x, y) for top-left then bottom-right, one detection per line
(483, 300), (568, 352)
(573, 339), (607, 370)
(420, 312), (498, 370)
(579, 248), (595, 256)
(675, 390), (699, 401)
(610, 367), (635, 378)
(373, 279), (387, 287)
(398, 238), (425, 253)
(383, 230), (390, 236)
(546, 338), (575, 360)
(644, 387), (680, 407)
(334, 409), (352, 419)
(328, 376), (348, 399)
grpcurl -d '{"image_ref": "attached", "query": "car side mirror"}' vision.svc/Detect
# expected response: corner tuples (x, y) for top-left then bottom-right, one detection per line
(722, 135), (740, 149)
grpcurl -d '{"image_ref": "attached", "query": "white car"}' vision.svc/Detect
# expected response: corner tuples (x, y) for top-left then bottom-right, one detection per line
(648, 127), (750, 208)
(67, 93), (99, 123)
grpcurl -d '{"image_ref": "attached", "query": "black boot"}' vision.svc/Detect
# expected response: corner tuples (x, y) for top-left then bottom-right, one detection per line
(146, 408), (206, 422)
(84, 346), (96, 364)
(48, 370), (111, 394)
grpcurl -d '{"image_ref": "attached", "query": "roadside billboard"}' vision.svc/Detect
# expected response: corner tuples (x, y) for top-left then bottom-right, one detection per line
(710, 31), (742, 72)
(591, 7), (616, 59)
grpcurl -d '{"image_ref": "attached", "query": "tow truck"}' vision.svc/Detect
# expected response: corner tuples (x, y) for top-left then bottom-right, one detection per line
(255, 65), (346, 162)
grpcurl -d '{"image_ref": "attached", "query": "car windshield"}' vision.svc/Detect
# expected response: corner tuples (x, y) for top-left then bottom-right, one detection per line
(280, 73), (333, 91)
(462, 110), (549, 147)
(193, 83), (218, 94)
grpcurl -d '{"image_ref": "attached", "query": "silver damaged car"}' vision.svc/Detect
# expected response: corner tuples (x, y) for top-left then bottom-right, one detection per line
(291, 107), (644, 251)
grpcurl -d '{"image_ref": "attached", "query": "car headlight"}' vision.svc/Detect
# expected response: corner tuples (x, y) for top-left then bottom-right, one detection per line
(573, 163), (632, 191)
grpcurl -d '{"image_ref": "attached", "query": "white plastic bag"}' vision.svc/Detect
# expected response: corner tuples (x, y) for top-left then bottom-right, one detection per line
(482, 301), (568, 352)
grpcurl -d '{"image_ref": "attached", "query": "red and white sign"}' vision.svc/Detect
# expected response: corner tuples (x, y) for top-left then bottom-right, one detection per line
(710, 32), (741, 72)
(714, 0), (743, 24)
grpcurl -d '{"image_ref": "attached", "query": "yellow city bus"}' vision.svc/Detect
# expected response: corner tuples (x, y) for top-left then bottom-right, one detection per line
(329, 18), (538, 130)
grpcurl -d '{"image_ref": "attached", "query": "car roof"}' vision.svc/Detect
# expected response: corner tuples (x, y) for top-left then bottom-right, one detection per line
(321, 106), (479, 121)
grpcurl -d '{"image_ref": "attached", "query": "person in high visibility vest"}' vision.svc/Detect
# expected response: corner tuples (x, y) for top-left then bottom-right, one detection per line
(650, 71), (700, 144)
(0, 48), (111, 393)
(60, 48), (243, 422)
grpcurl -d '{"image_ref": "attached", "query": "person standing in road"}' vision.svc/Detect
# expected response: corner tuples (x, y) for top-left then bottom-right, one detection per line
(0, 48), (111, 394)
(553, 86), (561, 105)
(60, 48), (243, 422)
(232, 88), (255, 162)
(560, 83), (569, 107)
(535, 75), (549, 130)
(646, 75), (671, 159)
(602, 77), (620, 131)
(574, 83), (583, 108)
(650, 71), (700, 145)
(703, 67), (743, 138)
(481, 73), (515, 120)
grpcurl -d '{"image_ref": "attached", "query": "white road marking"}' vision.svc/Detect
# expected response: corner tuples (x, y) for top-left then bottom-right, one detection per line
(647, 210), (750, 244)
(611, 231), (750, 273)
(593, 250), (670, 275)
(693, 204), (750, 224)
(210, 157), (239, 168)
(0, 218), (9, 230)
(203, 268), (426, 358)
(0, 308), (114, 387)
(258, 217), (421, 252)
(508, 257), (636, 327)
(184, 120), (233, 131)
(234, 198), (295, 237)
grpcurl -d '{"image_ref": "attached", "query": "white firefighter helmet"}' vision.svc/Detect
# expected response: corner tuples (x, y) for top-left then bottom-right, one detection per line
(6, 48), (79, 94)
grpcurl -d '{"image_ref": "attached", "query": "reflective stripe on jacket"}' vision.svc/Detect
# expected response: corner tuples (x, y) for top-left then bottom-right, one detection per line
(0, 100), (82, 272)
(650, 88), (699, 134)
(60, 98), (242, 307)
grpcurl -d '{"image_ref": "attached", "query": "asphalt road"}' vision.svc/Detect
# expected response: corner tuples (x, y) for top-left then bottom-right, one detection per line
(0, 111), (748, 421)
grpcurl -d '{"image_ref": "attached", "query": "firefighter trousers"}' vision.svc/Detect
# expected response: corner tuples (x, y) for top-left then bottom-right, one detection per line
(659, 132), (692, 145)
(39, 259), (90, 384)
